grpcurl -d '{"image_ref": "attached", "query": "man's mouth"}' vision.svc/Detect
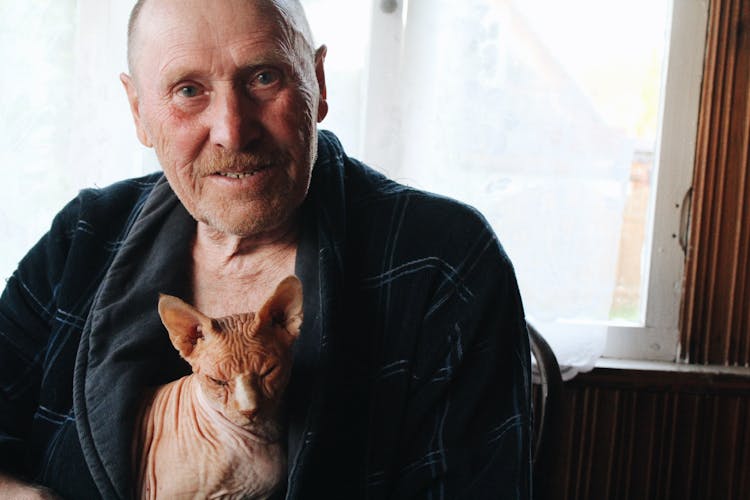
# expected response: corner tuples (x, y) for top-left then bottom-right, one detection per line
(217, 171), (256, 179)
(214, 164), (271, 179)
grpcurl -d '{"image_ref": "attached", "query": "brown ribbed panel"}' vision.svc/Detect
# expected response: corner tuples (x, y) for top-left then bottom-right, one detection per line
(681, 0), (750, 364)
(548, 369), (750, 500)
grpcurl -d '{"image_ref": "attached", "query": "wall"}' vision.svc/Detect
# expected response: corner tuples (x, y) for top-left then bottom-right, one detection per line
(547, 1), (750, 498)
(550, 368), (750, 500)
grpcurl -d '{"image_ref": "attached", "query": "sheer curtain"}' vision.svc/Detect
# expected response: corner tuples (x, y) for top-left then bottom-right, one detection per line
(0, 0), (371, 285)
(319, 0), (676, 376)
(0, 0), (153, 284)
(0, 0), (609, 376)
(2, 0), (675, 377)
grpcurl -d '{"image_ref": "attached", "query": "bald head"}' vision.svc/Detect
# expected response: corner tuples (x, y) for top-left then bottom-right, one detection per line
(126, 0), (316, 77)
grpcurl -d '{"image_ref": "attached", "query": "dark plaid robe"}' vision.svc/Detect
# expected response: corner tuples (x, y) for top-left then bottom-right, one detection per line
(0, 131), (531, 499)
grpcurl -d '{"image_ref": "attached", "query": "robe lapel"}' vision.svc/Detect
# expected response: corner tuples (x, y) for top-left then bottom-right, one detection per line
(74, 132), (350, 499)
(73, 177), (194, 499)
(285, 133), (348, 497)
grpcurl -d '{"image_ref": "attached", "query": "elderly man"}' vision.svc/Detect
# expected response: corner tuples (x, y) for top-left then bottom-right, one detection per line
(0, 0), (531, 498)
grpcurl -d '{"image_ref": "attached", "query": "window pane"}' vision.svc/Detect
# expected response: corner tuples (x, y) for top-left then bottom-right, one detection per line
(395, 0), (671, 324)
(0, 1), (149, 285)
(302, 0), (373, 157)
(0, 0), (77, 282)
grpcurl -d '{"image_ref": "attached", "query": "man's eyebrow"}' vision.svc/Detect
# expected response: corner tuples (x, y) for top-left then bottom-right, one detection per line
(157, 52), (201, 84)
(158, 68), (204, 91)
(158, 61), (295, 93)
(158, 45), (295, 80)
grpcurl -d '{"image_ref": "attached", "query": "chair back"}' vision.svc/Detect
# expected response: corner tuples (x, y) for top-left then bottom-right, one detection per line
(528, 322), (564, 500)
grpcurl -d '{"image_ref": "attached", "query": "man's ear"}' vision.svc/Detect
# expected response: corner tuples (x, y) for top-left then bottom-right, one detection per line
(120, 73), (153, 148)
(314, 45), (328, 123)
(158, 294), (213, 359)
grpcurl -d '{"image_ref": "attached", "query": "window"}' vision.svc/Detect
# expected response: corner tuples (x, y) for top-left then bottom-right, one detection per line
(305, 0), (709, 365)
(0, 1), (708, 367)
(0, 0), (152, 284)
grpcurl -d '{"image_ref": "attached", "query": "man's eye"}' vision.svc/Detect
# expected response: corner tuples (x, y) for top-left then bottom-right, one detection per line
(176, 85), (200, 98)
(253, 70), (281, 87)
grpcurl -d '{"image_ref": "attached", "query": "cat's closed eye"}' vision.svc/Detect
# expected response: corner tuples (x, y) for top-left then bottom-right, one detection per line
(208, 376), (228, 386)
(260, 364), (278, 378)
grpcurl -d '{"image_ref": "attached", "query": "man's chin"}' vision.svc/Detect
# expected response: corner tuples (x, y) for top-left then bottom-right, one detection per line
(198, 207), (297, 240)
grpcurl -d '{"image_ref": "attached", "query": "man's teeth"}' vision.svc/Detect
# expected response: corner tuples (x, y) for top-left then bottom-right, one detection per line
(218, 171), (258, 179)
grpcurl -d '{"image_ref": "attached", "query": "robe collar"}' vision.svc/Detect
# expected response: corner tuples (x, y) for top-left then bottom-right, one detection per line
(73, 131), (347, 499)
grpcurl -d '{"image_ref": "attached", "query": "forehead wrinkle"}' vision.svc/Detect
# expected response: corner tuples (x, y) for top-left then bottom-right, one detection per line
(128, 0), (316, 61)
(150, 33), (298, 90)
(133, 0), (300, 78)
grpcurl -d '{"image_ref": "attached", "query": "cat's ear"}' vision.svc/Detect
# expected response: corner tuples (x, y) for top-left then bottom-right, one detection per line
(158, 294), (212, 359)
(256, 275), (303, 343)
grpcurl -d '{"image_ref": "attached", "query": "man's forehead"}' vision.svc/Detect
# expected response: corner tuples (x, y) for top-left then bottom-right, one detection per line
(132, 0), (291, 71)
(130, 0), (312, 72)
(134, 0), (305, 41)
(138, 0), (279, 34)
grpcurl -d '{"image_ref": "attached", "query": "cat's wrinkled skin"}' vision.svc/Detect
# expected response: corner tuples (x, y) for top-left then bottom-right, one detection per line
(133, 276), (302, 500)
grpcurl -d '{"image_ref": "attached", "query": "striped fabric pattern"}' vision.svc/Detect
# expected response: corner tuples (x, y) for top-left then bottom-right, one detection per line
(0, 131), (531, 499)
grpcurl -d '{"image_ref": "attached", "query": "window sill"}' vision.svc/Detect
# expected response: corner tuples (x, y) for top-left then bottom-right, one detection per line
(595, 357), (750, 376)
(564, 357), (750, 393)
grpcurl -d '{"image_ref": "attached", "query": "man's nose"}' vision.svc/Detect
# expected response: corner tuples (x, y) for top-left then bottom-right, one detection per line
(209, 88), (261, 151)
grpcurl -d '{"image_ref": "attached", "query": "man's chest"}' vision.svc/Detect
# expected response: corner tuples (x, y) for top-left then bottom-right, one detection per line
(189, 246), (298, 317)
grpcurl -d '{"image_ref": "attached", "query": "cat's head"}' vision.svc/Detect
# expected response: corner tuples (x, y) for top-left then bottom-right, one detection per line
(157, 275), (302, 429)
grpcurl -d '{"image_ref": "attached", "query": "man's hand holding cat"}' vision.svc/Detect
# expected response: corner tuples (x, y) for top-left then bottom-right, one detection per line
(0, 472), (62, 500)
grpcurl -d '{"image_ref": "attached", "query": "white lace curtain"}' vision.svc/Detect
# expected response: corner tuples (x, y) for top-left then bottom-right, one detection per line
(0, 0), (366, 284)
(0, 0), (154, 282)
(0, 0), (610, 378)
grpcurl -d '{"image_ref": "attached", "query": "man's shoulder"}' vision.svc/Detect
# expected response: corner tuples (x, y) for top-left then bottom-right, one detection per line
(344, 162), (494, 243)
(315, 134), (483, 228)
(341, 168), (506, 269)
(75, 172), (163, 210)
(67, 172), (161, 220)
(50, 172), (164, 245)
(315, 130), (506, 262)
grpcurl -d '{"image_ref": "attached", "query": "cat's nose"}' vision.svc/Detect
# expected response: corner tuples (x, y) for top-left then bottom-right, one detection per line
(234, 376), (258, 416)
